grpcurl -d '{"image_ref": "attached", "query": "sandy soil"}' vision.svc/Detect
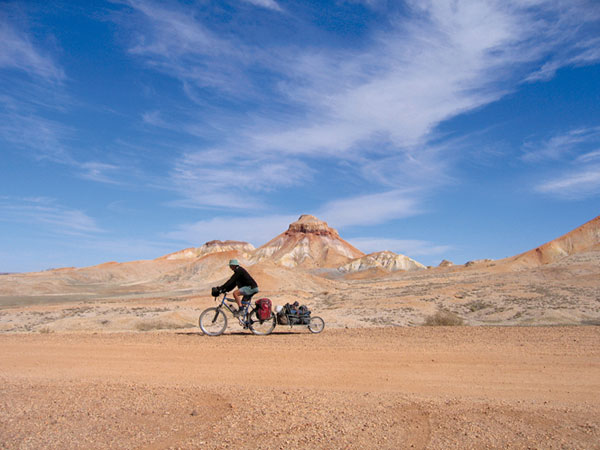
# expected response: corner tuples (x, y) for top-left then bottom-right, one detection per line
(2, 326), (599, 449)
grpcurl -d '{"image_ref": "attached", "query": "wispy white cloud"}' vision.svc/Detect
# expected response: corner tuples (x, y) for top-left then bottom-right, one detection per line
(0, 109), (73, 162)
(249, 0), (593, 158)
(0, 197), (104, 235)
(535, 164), (600, 198)
(348, 237), (452, 257)
(344, 0), (384, 7)
(522, 126), (600, 162)
(123, 0), (227, 56)
(524, 3), (600, 83)
(317, 189), (422, 228)
(135, 1), (599, 176)
(141, 110), (167, 127)
(165, 186), (424, 248)
(168, 148), (312, 209)
(121, 0), (600, 220)
(116, 0), (259, 95)
(577, 149), (600, 163)
(0, 9), (71, 162)
(0, 8), (94, 182)
(525, 126), (600, 198)
(358, 147), (455, 190)
(0, 106), (139, 186)
(241, 0), (282, 12)
(78, 162), (124, 184)
(0, 15), (64, 82)
(165, 214), (297, 246)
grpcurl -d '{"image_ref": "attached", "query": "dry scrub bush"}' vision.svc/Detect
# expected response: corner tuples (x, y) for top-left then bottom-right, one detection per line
(423, 310), (464, 326)
(581, 319), (600, 326)
(465, 300), (492, 312)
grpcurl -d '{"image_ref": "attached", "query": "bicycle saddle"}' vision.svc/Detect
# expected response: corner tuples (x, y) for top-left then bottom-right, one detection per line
(241, 292), (258, 303)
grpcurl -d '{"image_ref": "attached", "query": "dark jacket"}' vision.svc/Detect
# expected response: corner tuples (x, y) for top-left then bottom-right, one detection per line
(219, 266), (258, 292)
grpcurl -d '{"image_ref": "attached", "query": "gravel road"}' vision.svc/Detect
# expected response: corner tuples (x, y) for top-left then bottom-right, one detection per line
(1, 326), (599, 449)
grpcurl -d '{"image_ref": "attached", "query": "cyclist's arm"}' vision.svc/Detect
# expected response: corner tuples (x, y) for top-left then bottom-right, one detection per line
(218, 272), (239, 293)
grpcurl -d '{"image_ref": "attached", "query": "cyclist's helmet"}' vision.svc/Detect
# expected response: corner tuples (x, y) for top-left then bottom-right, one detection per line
(228, 259), (239, 267)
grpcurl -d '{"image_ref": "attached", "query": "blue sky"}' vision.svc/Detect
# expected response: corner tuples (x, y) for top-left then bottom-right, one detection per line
(1, 0), (599, 273)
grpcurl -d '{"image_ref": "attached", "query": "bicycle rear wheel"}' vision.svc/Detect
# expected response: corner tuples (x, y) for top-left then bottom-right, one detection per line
(199, 307), (227, 336)
(248, 310), (276, 336)
(308, 316), (325, 334)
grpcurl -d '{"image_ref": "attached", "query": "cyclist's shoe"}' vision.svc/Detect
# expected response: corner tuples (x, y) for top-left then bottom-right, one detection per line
(233, 308), (244, 317)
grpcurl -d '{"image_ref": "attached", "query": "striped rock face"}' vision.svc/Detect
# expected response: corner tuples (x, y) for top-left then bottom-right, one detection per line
(338, 251), (426, 273)
(160, 241), (256, 261)
(252, 215), (365, 268)
(504, 215), (600, 268)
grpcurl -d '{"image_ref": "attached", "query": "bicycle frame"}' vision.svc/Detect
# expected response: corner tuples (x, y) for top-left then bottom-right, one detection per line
(214, 293), (253, 325)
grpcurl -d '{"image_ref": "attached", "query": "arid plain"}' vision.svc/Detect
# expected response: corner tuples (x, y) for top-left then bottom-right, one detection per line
(1, 215), (599, 448)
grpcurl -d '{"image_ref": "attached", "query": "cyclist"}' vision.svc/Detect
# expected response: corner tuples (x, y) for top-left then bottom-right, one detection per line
(216, 259), (259, 316)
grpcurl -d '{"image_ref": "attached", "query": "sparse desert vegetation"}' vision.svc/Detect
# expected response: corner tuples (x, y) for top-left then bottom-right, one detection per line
(423, 309), (464, 326)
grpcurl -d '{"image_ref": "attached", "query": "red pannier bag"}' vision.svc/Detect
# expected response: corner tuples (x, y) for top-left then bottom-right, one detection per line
(255, 298), (272, 321)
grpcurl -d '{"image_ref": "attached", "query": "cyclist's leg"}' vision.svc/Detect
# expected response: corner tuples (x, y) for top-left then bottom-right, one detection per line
(232, 289), (242, 309)
(232, 289), (248, 316)
(234, 286), (258, 309)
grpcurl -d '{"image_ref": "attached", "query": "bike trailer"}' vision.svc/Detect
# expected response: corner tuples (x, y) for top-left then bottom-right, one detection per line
(275, 301), (325, 333)
(277, 302), (311, 325)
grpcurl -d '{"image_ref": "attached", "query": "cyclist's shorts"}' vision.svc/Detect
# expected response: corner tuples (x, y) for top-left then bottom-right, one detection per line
(239, 286), (259, 296)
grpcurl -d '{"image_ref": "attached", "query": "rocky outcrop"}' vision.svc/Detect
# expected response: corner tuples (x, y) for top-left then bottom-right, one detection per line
(160, 240), (255, 260)
(252, 215), (364, 268)
(339, 251), (425, 273)
(464, 259), (493, 267)
(337, 255), (381, 273)
(198, 240), (255, 256)
(438, 259), (454, 267)
(287, 214), (339, 235)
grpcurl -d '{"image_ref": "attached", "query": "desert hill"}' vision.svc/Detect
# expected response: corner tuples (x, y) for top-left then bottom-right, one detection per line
(502, 214), (600, 268)
(252, 215), (364, 268)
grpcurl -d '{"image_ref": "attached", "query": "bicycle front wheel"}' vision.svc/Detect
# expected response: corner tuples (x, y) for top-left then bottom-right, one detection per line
(248, 310), (276, 336)
(199, 307), (227, 336)
(308, 316), (325, 334)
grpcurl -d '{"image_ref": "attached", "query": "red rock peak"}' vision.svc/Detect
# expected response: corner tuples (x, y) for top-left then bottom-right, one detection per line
(287, 215), (339, 237)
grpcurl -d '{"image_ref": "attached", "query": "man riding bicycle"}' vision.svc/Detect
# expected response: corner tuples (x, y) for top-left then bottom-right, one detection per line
(216, 259), (259, 316)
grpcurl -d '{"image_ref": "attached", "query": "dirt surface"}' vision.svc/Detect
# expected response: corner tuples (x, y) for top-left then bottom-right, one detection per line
(1, 326), (599, 449)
